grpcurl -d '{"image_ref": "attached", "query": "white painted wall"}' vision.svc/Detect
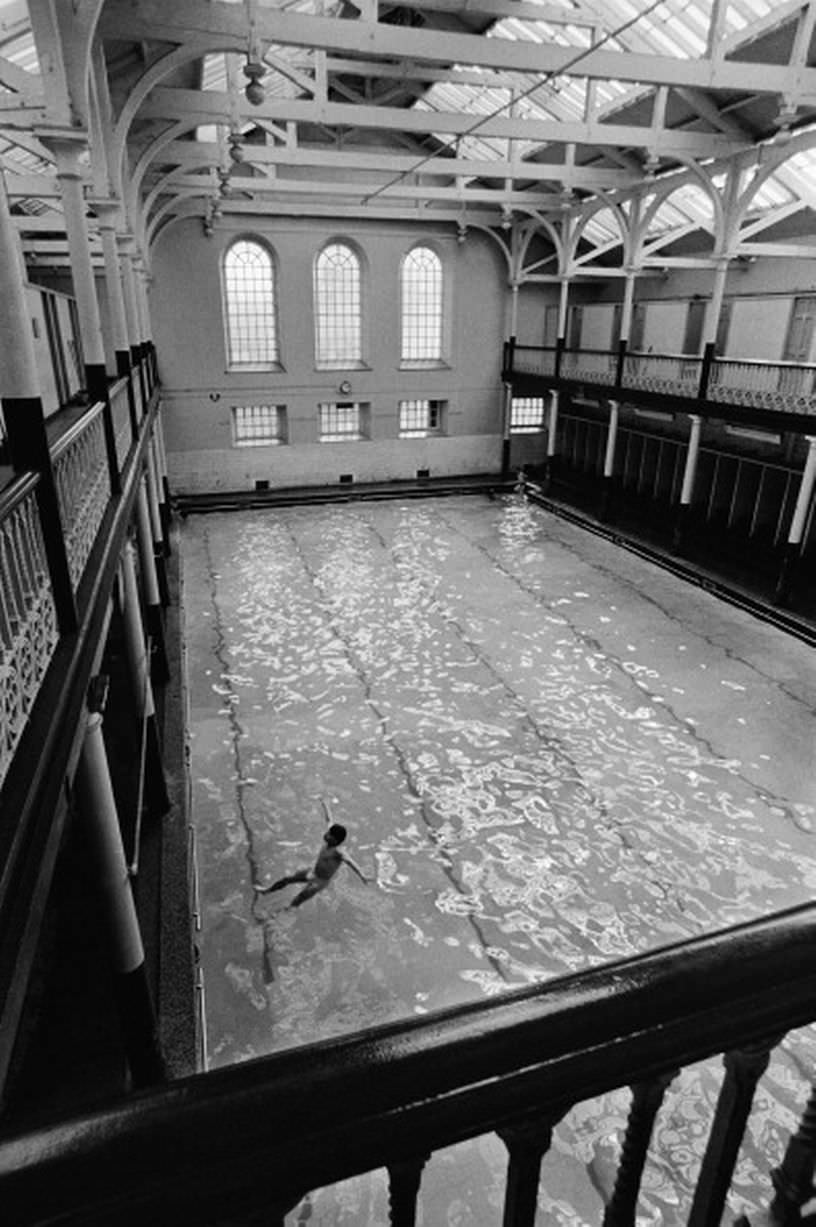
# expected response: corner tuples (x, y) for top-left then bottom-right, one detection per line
(580, 304), (615, 350)
(641, 301), (687, 353)
(727, 296), (793, 360)
(151, 217), (507, 493)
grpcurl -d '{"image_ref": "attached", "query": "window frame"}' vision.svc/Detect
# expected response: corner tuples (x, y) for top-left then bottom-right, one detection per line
(318, 400), (369, 442)
(400, 244), (446, 368)
(398, 398), (447, 438)
(222, 237), (282, 372)
(510, 396), (546, 434)
(231, 404), (287, 447)
(313, 240), (367, 371)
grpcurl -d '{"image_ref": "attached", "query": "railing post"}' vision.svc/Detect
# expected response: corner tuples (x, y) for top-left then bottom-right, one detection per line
(698, 340), (715, 401)
(603, 1071), (677, 1227)
(388, 1154), (429, 1227)
(501, 381), (513, 480)
(500, 1111), (565, 1227)
(615, 337), (627, 390)
(688, 1038), (778, 1227)
(86, 364), (121, 497)
(3, 399), (78, 634)
(766, 1082), (816, 1225)
(555, 335), (564, 380)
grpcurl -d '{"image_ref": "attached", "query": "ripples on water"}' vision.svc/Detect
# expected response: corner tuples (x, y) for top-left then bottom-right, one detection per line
(185, 494), (816, 1225)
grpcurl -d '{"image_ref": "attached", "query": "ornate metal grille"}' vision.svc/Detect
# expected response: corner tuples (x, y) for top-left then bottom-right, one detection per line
(52, 408), (111, 589)
(0, 483), (59, 792)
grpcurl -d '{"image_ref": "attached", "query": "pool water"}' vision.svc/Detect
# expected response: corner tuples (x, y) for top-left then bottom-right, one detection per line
(182, 494), (816, 1224)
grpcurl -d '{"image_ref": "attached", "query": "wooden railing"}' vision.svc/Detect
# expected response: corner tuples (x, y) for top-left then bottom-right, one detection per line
(505, 344), (816, 423)
(2, 904), (816, 1226)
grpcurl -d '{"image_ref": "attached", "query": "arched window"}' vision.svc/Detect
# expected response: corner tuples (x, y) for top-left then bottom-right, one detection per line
(223, 239), (279, 367)
(401, 246), (442, 362)
(314, 242), (362, 367)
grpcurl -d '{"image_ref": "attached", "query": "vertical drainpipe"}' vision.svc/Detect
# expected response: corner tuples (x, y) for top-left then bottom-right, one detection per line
(775, 435), (816, 607)
(74, 690), (166, 1088)
(600, 399), (620, 523)
(673, 413), (702, 552)
(120, 539), (170, 816)
(136, 477), (169, 683)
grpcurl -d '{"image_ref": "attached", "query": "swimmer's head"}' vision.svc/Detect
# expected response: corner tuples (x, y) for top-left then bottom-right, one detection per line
(326, 823), (347, 846)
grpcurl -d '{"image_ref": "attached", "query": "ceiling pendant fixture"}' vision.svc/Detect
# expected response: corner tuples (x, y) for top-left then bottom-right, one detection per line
(243, 0), (266, 105)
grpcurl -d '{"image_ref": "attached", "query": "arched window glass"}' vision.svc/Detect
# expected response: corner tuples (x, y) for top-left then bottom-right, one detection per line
(314, 242), (361, 367)
(223, 239), (278, 367)
(401, 246), (442, 361)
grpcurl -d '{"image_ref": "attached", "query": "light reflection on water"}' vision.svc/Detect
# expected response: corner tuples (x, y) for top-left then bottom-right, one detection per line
(183, 495), (816, 1225)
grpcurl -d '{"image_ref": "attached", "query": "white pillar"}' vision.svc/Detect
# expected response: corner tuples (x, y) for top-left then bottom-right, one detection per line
(680, 414), (702, 506)
(74, 706), (165, 1086)
(788, 436), (816, 547)
(0, 171), (40, 398)
(44, 135), (106, 372)
(95, 201), (130, 373)
(603, 400), (620, 478)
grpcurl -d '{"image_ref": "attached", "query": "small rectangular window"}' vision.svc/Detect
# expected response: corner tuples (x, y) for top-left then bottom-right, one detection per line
(510, 397), (546, 433)
(232, 404), (286, 446)
(319, 401), (367, 441)
(399, 399), (445, 438)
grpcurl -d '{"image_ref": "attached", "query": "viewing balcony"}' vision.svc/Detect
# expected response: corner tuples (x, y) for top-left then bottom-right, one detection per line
(508, 343), (816, 427)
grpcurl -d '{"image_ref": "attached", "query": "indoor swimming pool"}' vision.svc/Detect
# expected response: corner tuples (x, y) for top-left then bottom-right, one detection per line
(182, 493), (816, 1225)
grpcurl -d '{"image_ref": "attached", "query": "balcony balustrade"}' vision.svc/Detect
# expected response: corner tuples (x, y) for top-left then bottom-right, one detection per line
(2, 904), (816, 1226)
(505, 344), (816, 421)
(51, 402), (112, 591)
(0, 474), (59, 789)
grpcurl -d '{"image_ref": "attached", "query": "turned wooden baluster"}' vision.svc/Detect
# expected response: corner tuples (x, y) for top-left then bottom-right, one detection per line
(766, 1082), (816, 1225)
(689, 1037), (779, 1227)
(499, 1109), (568, 1227)
(603, 1070), (678, 1227)
(388, 1154), (430, 1227)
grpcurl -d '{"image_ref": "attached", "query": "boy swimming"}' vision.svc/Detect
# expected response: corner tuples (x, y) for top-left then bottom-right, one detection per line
(254, 798), (369, 908)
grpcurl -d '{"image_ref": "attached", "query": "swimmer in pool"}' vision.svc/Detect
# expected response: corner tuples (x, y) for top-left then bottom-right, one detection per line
(254, 798), (370, 908)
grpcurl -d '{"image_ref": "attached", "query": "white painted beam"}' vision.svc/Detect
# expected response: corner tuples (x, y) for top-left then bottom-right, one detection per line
(96, 0), (816, 97)
(140, 87), (738, 156)
(157, 138), (636, 187)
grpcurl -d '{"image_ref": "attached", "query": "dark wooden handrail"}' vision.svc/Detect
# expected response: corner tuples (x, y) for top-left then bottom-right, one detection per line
(3, 903), (816, 1226)
(0, 469), (40, 523)
(48, 398), (106, 463)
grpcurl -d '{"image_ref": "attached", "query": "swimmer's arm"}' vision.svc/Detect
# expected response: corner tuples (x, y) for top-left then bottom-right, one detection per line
(320, 797), (333, 826)
(340, 851), (369, 884)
